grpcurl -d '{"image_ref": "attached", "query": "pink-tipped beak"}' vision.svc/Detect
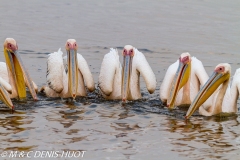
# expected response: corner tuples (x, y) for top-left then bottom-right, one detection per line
(12, 106), (14, 113)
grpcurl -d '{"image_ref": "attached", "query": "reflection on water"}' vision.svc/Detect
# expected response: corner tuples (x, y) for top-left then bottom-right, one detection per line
(0, 94), (240, 159)
(0, 0), (240, 159)
(166, 117), (240, 160)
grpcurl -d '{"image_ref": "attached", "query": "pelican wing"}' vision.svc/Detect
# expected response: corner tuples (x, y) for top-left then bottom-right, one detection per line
(0, 62), (12, 93)
(235, 68), (240, 90)
(0, 77), (12, 94)
(46, 48), (64, 93)
(99, 48), (120, 96)
(192, 57), (209, 86)
(159, 60), (178, 103)
(221, 68), (240, 113)
(0, 62), (9, 83)
(77, 53), (95, 92)
(134, 48), (156, 94)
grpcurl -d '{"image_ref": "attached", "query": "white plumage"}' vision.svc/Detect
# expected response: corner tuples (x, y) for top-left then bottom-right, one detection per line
(98, 48), (122, 99)
(198, 65), (240, 116)
(99, 46), (156, 100)
(0, 62), (12, 93)
(42, 48), (95, 98)
(0, 62), (38, 98)
(160, 54), (210, 107)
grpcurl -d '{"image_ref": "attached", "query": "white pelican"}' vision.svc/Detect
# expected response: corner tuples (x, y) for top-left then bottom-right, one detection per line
(186, 63), (239, 119)
(41, 39), (95, 99)
(160, 52), (210, 109)
(98, 45), (156, 101)
(0, 38), (38, 104)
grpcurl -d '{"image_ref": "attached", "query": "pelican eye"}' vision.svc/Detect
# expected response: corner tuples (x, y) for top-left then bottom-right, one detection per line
(216, 66), (225, 73)
(130, 49), (134, 56)
(7, 43), (12, 49)
(219, 67), (224, 71)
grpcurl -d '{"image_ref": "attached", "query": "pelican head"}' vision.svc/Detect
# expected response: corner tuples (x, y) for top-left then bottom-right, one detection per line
(3, 38), (37, 100)
(186, 63), (231, 119)
(65, 39), (78, 99)
(167, 52), (192, 109)
(121, 45), (134, 102)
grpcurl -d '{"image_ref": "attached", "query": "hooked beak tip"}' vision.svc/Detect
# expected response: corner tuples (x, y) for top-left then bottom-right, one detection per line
(167, 104), (172, 109)
(11, 106), (14, 114)
(73, 94), (76, 98)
